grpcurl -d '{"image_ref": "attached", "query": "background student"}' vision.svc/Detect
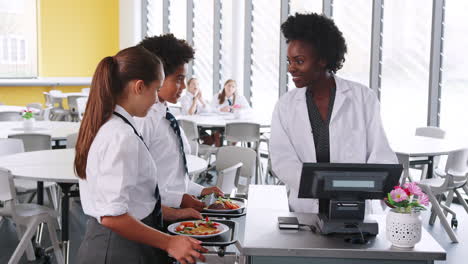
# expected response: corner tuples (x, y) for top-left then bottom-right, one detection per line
(180, 77), (211, 115)
(212, 79), (251, 113)
(136, 34), (223, 212)
(75, 46), (206, 264)
(270, 13), (397, 213)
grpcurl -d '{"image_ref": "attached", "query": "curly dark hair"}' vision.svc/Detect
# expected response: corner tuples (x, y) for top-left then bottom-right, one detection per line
(281, 13), (347, 74)
(138, 34), (195, 76)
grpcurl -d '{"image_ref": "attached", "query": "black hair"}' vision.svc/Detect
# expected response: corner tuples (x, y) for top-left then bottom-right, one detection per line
(138, 33), (195, 76)
(281, 12), (347, 74)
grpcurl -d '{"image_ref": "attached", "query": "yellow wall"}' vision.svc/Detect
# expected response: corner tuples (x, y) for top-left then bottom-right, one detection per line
(0, 0), (119, 106)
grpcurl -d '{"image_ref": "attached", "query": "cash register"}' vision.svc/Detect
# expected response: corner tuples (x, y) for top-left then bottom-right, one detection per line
(298, 163), (403, 236)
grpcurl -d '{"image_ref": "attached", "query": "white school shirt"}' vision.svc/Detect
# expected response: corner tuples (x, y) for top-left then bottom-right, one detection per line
(179, 92), (212, 115)
(270, 75), (397, 213)
(135, 102), (204, 208)
(79, 105), (158, 223)
(211, 93), (251, 112)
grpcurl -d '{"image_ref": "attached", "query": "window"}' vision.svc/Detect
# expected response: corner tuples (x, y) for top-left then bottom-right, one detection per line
(379, 0), (432, 137)
(192, 0), (214, 99)
(250, 0), (281, 120)
(0, 0), (38, 78)
(333, 0), (372, 86)
(440, 1), (468, 139)
(146, 0), (164, 37)
(168, 0), (186, 40)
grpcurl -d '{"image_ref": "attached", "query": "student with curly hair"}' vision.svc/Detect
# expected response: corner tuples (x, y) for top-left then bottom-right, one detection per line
(135, 34), (223, 212)
(270, 13), (397, 213)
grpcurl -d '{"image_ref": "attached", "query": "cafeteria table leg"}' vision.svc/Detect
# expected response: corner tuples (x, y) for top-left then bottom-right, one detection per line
(59, 183), (73, 264)
(397, 154), (410, 185)
(37, 181), (44, 205)
(427, 156), (434, 179)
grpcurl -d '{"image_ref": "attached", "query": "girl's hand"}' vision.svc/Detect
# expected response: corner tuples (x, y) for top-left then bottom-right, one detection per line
(175, 208), (203, 220)
(220, 106), (231, 112)
(166, 236), (207, 264)
(201, 186), (224, 197)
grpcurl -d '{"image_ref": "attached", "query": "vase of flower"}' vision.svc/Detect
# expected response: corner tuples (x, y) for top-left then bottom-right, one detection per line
(384, 182), (429, 248)
(22, 109), (35, 130)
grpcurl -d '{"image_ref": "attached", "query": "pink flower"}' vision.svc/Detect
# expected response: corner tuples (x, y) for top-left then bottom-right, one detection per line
(418, 193), (430, 206)
(404, 182), (424, 196)
(390, 188), (408, 202)
(232, 104), (241, 109)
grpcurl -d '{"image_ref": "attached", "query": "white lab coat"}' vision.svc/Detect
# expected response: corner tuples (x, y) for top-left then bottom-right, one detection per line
(270, 76), (397, 213)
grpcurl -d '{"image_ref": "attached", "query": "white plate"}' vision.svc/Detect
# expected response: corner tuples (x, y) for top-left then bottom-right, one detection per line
(167, 221), (230, 238)
(203, 200), (245, 213)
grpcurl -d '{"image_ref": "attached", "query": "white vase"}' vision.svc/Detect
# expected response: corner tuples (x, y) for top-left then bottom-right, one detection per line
(386, 209), (422, 248)
(23, 118), (35, 131)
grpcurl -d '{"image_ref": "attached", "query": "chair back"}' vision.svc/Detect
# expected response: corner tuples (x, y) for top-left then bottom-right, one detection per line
(76, 97), (88, 120)
(0, 111), (22, 121)
(26, 103), (44, 120)
(444, 148), (468, 182)
(67, 95), (87, 114)
(0, 168), (16, 202)
(0, 138), (25, 156)
(225, 122), (260, 143)
(179, 119), (199, 141)
(217, 146), (256, 190)
(66, 133), (78, 148)
(415, 126), (446, 139)
(8, 133), (51, 152)
(48, 90), (64, 108)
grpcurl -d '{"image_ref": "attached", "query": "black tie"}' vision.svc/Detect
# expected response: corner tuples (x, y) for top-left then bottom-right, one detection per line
(227, 98), (233, 106)
(165, 108), (188, 174)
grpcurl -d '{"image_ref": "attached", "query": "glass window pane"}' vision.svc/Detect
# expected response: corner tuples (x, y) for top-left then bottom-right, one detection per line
(287, 0), (322, 92)
(440, 1), (468, 138)
(250, 0), (281, 120)
(333, 0), (372, 86)
(0, 0), (37, 77)
(192, 0), (213, 99)
(168, 0), (186, 40)
(147, 0), (163, 37)
(380, 0), (432, 137)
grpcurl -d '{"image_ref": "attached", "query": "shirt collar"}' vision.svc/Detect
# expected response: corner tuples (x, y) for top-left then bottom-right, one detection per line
(114, 104), (137, 128)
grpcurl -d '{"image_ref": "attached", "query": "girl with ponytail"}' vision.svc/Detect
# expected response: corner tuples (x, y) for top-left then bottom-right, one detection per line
(75, 46), (207, 264)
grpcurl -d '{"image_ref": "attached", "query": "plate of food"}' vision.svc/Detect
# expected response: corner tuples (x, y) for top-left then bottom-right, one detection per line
(167, 217), (230, 238)
(203, 196), (245, 213)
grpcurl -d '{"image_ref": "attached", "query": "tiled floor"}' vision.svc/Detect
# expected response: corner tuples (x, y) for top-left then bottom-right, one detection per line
(1, 191), (467, 263)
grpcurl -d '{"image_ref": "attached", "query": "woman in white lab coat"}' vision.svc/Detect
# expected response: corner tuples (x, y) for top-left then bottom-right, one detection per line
(270, 13), (397, 213)
(212, 79), (251, 113)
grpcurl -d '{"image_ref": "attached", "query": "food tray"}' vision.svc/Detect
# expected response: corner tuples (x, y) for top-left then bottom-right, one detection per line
(201, 197), (247, 218)
(198, 219), (238, 248)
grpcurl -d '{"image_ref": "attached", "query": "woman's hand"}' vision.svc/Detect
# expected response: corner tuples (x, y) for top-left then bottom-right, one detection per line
(201, 186), (224, 197)
(220, 106), (231, 112)
(166, 236), (208, 264)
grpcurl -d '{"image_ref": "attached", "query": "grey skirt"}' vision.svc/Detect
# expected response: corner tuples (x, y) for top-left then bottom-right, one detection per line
(76, 213), (171, 264)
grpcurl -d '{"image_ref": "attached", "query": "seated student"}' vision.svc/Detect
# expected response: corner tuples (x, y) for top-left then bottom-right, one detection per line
(136, 34), (223, 212)
(180, 77), (211, 115)
(270, 13), (397, 214)
(75, 46), (206, 264)
(212, 79), (251, 113)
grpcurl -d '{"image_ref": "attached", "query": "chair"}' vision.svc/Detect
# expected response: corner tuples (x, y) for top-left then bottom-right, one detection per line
(168, 105), (182, 116)
(215, 146), (257, 195)
(66, 133), (78, 148)
(409, 127), (447, 180)
(417, 148), (468, 243)
(224, 122), (262, 184)
(179, 119), (218, 160)
(76, 97), (88, 121)
(0, 111), (23, 121)
(8, 133), (51, 152)
(67, 95), (87, 122)
(0, 168), (64, 264)
(26, 103), (44, 121)
(43, 92), (70, 121)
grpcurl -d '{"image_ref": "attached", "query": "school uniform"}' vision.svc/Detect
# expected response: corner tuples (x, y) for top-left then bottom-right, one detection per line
(211, 93), (251, 112)
(77, 105), (169, 264)
(135, 102), (205, 208)
(179, 92), (211, 115)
